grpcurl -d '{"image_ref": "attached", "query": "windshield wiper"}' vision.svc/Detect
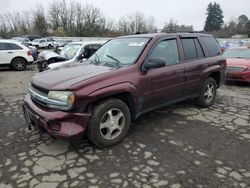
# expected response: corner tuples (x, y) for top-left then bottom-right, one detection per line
(106, 55), (121, 68)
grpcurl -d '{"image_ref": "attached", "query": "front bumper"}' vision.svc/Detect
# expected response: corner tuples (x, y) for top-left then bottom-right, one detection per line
(225, 72), (250, 83)
(23, 94), (91, 140)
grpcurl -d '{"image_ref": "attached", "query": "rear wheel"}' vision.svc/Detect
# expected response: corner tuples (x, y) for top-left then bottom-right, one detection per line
(87, 99), (131, 148)
(197, 77), (217, 107)
(11, 58), (27, 71)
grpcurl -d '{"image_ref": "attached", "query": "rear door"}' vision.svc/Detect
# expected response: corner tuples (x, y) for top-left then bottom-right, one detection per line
(180, 37), (206, 96)
(0, 43), (16, 64)
(142, 37), (185, 110)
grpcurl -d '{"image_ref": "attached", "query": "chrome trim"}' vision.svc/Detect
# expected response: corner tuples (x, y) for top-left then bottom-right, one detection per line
(28, 87), (67, 107)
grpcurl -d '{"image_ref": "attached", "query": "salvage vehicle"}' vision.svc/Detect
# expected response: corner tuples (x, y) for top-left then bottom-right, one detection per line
(29, 38), (53, 49)
(37, 41), (105, 71)
(0, 39), (34, 71)
(224, 46), (250, 83)
(23, 33), (225, 147)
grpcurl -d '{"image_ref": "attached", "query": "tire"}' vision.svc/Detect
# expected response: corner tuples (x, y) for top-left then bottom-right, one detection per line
(48, 44), (52, 49)
(87, 99), (131, 148)
(37, 61), (48, 72)
(11, 58), (27, 71)
(35, 45), (39, 49)
(197, 77), (217, 107)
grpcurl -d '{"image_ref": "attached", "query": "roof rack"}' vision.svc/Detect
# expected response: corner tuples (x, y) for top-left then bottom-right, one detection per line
(159, 29), (208, 34)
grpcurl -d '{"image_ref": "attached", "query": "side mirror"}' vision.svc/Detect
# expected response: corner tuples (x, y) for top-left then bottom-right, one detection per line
(143, 57), (165, 71)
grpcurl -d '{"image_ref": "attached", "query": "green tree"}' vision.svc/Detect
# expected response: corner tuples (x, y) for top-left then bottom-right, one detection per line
(204, 2), (224, 32)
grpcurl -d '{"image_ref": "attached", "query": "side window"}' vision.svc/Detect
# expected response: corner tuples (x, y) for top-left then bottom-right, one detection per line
(0, 43), (6, 50)
(149, 39), (179, 65)
(84, 45), (102, 58)
(40, 40), (45, 43)
(181, 38), (197, 60)
(194, 39), (205, 58)
(8, 43), (23, 50)
(201, 36), (221, 56)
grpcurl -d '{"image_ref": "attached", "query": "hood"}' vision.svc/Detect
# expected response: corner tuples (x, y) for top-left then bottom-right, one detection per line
(39, 51), (60, 60)
(48, 59), (86, 69)
(226, 58), (250, 67)
(31, 42), (39, 45)
(31, 64), (114, 90)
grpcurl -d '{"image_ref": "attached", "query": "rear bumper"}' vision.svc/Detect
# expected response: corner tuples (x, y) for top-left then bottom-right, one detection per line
(225, 72), (250, 83)
(23, 94), (91, 140)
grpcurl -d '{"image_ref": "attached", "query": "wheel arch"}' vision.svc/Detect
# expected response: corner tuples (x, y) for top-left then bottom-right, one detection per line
(11, 56), (28, 64)
(207, 71), (221, 88)
(85, 83), (140, 120)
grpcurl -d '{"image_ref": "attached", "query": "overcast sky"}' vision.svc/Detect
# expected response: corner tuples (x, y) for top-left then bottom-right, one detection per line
(0, 0), (250, 30)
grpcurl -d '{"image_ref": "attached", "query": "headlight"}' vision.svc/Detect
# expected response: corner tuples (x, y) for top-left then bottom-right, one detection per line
(47, 91), (75, 110)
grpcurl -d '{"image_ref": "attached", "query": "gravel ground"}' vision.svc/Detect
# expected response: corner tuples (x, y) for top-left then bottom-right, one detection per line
(0, 66), (249, 188)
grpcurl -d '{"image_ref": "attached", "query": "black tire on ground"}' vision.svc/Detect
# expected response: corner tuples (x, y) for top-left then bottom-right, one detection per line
(87, 99), (131, 148)
(37, 61), (48, 72)
(35, 45), (39, 49)
(11, 58), (27, 71)
(48, 44), (52, 49)
(197, 77), (217, 108)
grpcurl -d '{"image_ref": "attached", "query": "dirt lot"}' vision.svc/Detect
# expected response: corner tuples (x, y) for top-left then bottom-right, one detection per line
(0, 66), (250, 188)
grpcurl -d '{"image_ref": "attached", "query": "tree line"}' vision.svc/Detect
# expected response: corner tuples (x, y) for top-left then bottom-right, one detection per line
(204, 2), (250, 37)
(0, 1), (249, 38)
(0, 0), (193, 38)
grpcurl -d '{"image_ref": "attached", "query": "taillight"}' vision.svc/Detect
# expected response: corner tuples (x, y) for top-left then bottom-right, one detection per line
(27, 51), (32, 56)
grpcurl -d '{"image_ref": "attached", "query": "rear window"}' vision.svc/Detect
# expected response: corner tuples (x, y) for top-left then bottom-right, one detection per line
(201, 36), (221, 57)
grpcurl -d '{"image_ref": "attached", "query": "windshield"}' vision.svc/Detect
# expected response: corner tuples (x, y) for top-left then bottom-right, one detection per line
(88, 37), (150, 67)
(224, 48), (250, 59)
(60, 44), (82, 59)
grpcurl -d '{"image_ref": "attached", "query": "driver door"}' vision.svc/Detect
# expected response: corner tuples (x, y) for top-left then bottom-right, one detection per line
(142, 38), (185, 110)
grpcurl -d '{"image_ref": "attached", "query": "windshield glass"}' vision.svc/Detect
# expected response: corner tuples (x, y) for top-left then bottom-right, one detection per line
(88, 37), (150, 67)
(60, 44), (81, 59)
(224, 48), (250, 59)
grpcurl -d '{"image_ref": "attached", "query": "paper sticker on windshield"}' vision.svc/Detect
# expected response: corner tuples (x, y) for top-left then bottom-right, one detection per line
(128, 42), (145, 47)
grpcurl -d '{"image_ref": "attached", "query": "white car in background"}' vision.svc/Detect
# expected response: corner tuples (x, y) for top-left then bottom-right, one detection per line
(42, 41), (106, 70)
(29, 38), (53, 49)
(0, 40), (34, 71)
(48, 41), (106, 69)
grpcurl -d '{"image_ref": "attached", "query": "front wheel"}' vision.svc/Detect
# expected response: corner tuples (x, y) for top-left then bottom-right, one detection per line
(197, 77), (217, 107)
(87, 99), (131, 148)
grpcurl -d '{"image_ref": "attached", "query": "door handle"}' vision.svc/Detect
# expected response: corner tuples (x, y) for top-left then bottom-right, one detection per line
(176, 69), (184, 75)
(7, 51), (13, 54)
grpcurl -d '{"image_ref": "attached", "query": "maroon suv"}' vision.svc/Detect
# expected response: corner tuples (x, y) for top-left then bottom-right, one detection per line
(23, 33), (226, 147)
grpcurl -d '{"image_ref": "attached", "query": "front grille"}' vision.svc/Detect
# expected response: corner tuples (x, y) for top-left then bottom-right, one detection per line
(29, 84), (48, 107)
(226, 66), (246, 73)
